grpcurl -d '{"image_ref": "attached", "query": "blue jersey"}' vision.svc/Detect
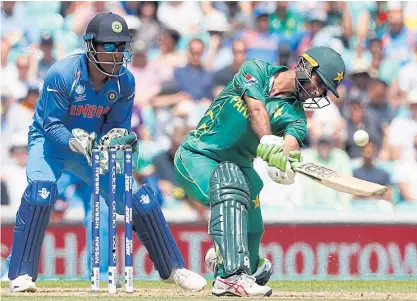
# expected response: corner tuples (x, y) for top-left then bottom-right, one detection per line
(30, 53), (135, 152)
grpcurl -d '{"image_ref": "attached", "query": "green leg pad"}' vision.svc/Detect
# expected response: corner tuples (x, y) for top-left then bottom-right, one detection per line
(209, 162), (251, 277)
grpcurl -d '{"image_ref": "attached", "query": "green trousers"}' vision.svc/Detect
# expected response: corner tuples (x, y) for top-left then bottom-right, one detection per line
(174, 146), (264, 274)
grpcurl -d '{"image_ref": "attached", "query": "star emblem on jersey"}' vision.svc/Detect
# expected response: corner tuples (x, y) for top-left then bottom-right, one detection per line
(273, 107), (283, 118)
(245, 74), (257, 85)
(107, 90), (118, 102)
(252, 195), (260, 208)
(112, 21), (123, 33)
(334, 71), (344, 84)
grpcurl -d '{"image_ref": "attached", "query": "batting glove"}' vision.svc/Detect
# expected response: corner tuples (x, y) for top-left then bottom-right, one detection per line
(256, 135), (285, 162)
(267, 150), (301, 185)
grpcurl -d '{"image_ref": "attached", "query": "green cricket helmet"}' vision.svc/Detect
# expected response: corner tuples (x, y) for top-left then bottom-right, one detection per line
(295, 46), (345, 109)
(83, 13), (133, 77)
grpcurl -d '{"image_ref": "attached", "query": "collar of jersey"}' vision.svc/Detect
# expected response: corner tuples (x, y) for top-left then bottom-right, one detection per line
(268, 65), (289, 95)
(79, 54), (90, 82)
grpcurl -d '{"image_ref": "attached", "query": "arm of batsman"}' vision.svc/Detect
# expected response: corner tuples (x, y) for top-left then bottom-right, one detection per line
(69, 128), (97, 165)
(266, 150), (302, 185)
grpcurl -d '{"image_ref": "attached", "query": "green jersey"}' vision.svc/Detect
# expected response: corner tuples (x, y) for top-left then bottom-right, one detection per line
(181, 59), (307, 168)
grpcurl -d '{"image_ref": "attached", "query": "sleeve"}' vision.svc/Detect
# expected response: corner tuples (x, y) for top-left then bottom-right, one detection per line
(41, 68), (73, 150)
(266, 100), (307, 145)
(283, 119), (307, 145)
(231, 60), (268, 102)
(382, 170), (391, 186)
(100, 78), (135, 136)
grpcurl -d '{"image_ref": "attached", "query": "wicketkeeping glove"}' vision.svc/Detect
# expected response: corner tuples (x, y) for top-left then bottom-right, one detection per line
(99, 128), (139, 172)
(69, 128), (98, 165)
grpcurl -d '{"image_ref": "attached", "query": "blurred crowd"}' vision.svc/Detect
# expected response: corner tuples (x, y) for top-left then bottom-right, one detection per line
(1, 1), (417, 222)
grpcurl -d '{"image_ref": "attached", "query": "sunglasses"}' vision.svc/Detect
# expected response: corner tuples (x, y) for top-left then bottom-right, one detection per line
(99, 43), (127, 53)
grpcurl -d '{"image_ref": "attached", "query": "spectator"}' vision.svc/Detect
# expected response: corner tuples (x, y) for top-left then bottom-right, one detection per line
(136, 1), (160, 49)
(380, 8), (415, 65)
(153, 124), (207, 219)
(325, 1), (352, 39)
(393, 133), (417, 201)
(157, 1), (202, 35)
(213, 40), (246, 93)
(1, 84), (15, 162)
(9, 55), (38, 100)
(4, 84), (39, 139)
(300, 135), (353, 209)
(269, 1), (304, 38)
(1, 134), (28, 212)
(349, 59), (371, 101)
(174, 38), (214, 102)
(366, 78), (395, 127)
(384, 90), (417, 160)
(201, 4), (232, 72)
(238, 13), (280, 64)
(129, 40), (164, 108)
(152, 28), (187, 82)
(295, 10), (327, 57)
(1, 1), (29, 45)
(70, 2), (125, 37)
(152, 38), (213, 111)
(398, 44), (417, 100)
(367, 38), (401, 86)
(353, 140), (392, 201)
(151, 38), (213, 149)
(277, 43), (292, 67)
(124, 14), (141, 41)
(310, 102), (348, 149)
(0, 38), (17, 81)
(344, 95), (383, 159)
(230, 2), (256, 32)
(36, 32), (57, 80)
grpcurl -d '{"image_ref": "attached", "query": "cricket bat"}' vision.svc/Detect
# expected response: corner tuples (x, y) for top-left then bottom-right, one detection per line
(293, 162), (387, 196)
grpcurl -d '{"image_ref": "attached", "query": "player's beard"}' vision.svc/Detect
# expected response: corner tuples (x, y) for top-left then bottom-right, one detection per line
(99, 57), (122, 76)
(298, 81), (330, 109)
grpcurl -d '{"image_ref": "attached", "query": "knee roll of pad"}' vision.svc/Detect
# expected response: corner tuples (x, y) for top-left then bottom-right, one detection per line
(209, 162), (251, 276)
(209, 162), (250, 208)
(131, 184), (184, 279)
(9, 180), (58, 281)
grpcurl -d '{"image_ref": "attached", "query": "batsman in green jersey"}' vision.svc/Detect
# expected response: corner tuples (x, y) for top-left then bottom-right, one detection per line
(174, 46), (346, 297)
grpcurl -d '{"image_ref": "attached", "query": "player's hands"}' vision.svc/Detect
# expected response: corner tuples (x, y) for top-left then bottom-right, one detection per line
(99, 128), (128, 146)
(99, 128), (139, 171)
(257, 135), (285, 162)
(267, 150), (301, 185)
(69, 128), (97, 165)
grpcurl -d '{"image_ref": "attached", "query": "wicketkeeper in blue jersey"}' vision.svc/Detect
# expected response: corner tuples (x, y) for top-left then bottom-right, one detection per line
(8, 12), (206, 292)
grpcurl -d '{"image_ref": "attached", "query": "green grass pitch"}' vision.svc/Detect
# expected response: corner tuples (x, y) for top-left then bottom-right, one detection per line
(1, 280), (417, 300)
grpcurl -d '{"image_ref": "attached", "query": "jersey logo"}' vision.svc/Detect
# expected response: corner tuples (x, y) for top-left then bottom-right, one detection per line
(140, 194), (150, 205)
(112, 21), (123, 33)
(70, 105), (111, 118)
(74, 84), (86, 102)
(273, 107), (283, 118)
(334, 71), (344, 84)
(75, 85), (85, 95)
(46, 86), (58, 92)
(38, 188), (50, 199)
(107, 90), (118, 102)
(245, 74), (257, 85)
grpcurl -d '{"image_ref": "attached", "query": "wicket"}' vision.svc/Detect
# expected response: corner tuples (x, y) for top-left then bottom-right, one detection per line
(91, 145), (134, 293)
